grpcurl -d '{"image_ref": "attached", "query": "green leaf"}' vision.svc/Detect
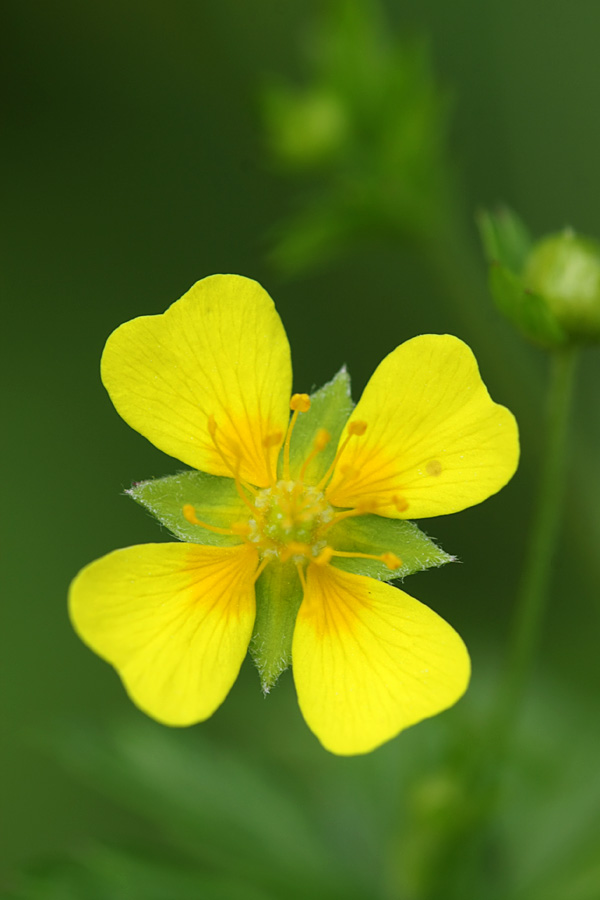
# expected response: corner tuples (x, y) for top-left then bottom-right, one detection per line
(48, 721), (345, 900)
(327, 513), (453, 580)
(489, 263), (567, 348)
(284, 367), (354, 484)
(477, 206), (533, 273)
(128, 470), (247, 546)
(250, 561), (303, 693)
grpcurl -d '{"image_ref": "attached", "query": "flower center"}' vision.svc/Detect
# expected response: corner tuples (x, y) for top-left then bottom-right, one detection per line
(182, 393), (403, 581)
(248, 480), (334, 562)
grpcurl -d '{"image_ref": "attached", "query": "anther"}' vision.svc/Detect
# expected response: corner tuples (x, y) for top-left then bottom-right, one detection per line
(381, 552), (402, 570)
(426, 459), (442, 477)
(290, 393), (311, 412)
(348, 420), (367, 436)
(263, 431), (283, 448)
(314, 428), (331, 451)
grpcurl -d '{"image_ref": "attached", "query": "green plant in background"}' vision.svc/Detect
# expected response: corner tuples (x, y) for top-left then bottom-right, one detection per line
(68, 273), (517, 756)
(262, 0), (452, 274)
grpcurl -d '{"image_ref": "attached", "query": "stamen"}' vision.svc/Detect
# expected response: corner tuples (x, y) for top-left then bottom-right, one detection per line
(263, 431), (283, 448)
(253, 558), (270, 583)
(296, 561), (307, 591)
(392, 495), (409, 513)
(299, 428), (331, 482)
(329, 549), (403, 570)
(316, 420), (368, 491)
(290, 393), (311, 413)
(313, 546), (334, 566)
(317, 499), (378, 534)
(282, 394), (311, 480)
(182, 504), (238, 536)
(206, 415), (258, 511)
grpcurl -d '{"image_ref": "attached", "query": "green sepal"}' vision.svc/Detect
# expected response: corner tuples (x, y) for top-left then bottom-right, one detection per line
(250, 561), (303, 693)
(127, 470), (247, 547)
(327, 513), (453, 580)
(477, 206), (533, 273)
(489, 263), (567, 348)
(282, 367), (354, 484)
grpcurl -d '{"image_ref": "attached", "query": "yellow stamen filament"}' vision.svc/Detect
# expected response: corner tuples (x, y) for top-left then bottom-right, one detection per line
(296, 562), (307, 591)
(316, 420), (368, 491)
(317, 499), (378, 534)
(253, 558), (270, 582)
(299, 428), (331, 482)
(282, 394), (311, 480)
(329, 549), (402, 570)
(182, 504), (238, 536)
(313, 546), (334, 566)
(206, 415), (257, 511)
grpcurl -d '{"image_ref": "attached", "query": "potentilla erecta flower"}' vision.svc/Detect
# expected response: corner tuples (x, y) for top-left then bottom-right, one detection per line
(69, 275), (519, 755)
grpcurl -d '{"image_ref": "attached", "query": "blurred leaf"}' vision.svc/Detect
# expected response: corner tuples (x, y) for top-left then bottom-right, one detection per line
(48, 720), (357, 900)
(477, 207), (533, 273)
(128, 470), (247, 546)
(6, 845), (281, 900)
(262, 0), (452, 275)
(489, 262), (567, 347)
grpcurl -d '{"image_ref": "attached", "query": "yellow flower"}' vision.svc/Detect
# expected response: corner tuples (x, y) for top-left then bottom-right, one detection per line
(69, 275), (519, 755)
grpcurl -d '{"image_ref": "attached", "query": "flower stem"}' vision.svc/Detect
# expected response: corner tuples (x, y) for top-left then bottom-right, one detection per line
(495, 345), (578, 736)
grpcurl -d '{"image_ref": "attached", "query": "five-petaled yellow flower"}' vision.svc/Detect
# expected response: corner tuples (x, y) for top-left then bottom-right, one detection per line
(69, 275), (519, 755)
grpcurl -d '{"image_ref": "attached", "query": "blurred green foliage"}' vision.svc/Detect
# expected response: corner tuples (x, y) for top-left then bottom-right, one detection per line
(3, 0), (600, 898)
(262, 0), (452, 274)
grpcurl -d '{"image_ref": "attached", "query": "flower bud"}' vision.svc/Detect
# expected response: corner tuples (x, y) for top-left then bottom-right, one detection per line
(479, 208), (600, 348)
(523, 231), (600, 343)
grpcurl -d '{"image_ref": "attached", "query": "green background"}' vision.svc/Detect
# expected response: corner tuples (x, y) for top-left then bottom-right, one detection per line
(3, 0), (600, 895)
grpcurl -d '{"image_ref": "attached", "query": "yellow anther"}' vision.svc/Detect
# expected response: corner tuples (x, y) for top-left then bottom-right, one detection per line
(253, 558), (270, 583)
(314, 428), (331, 451)
(182, 503), (200, 525)
(313, 546), (334, 566)
(348, 420), (367, 436)
(263, 430), (283, 448)
(393, 495), (409, 513)
(426, 459), (442, 477)
(381, 552), (402, 570)
(290, 393), (311, 412)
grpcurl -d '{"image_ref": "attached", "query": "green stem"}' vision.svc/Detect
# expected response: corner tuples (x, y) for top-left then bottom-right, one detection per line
(496, 346), (578, 735)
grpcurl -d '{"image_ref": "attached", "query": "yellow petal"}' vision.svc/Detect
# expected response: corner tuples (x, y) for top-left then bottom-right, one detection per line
(69, 542), (258, 725)
(101, 275), (292, 487)
(326, 335), (519, 517)
(293, 564), (470, 755)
